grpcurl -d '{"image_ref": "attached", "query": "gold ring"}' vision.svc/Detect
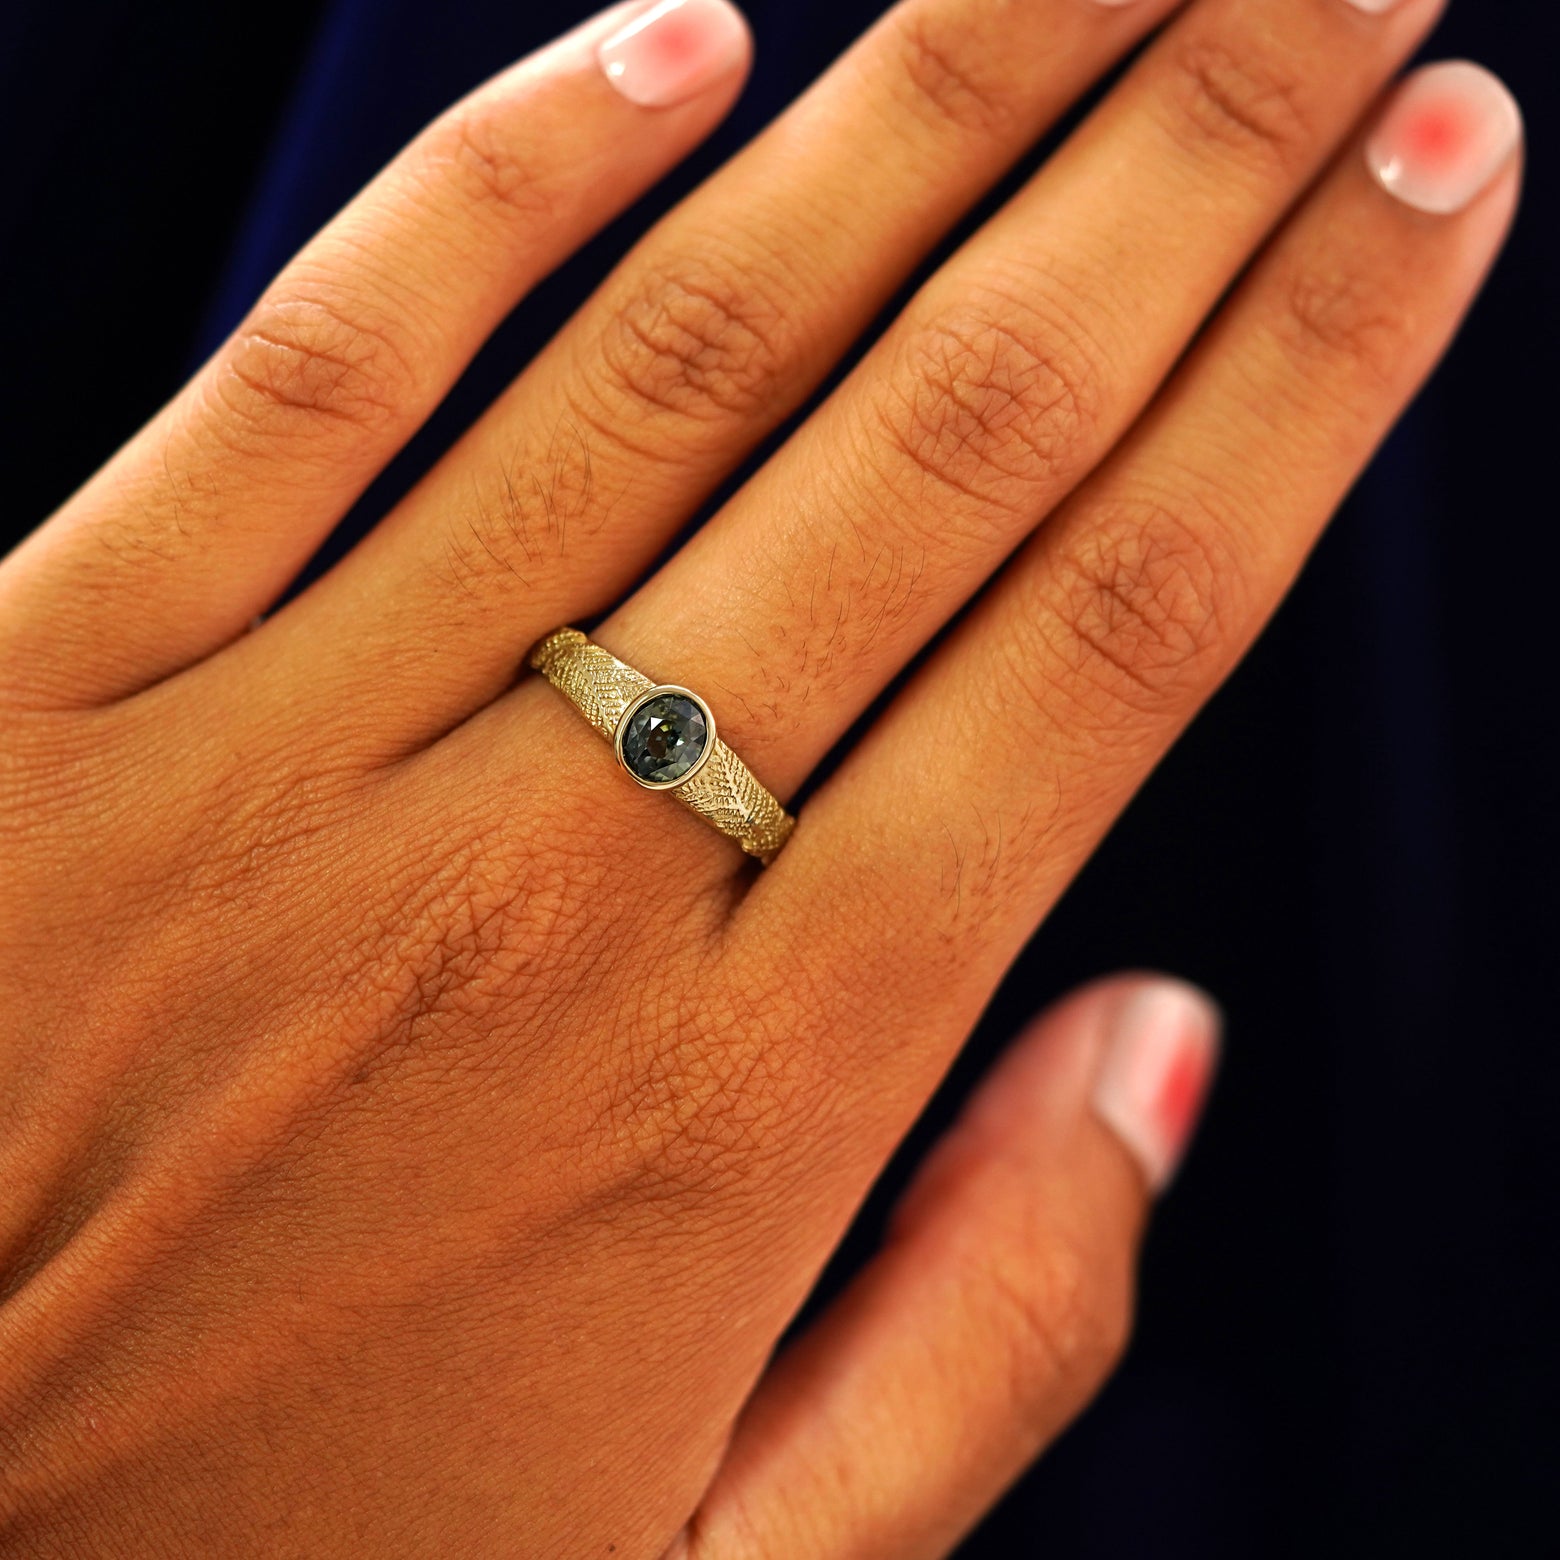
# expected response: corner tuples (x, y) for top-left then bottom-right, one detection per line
(528, 628), (796, 864)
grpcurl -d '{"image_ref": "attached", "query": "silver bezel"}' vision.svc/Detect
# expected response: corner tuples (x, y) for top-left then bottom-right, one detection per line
(613, 685), (718, 791)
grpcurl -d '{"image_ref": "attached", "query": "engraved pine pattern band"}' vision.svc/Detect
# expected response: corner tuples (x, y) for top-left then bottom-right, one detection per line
(528, 629), (796, 864)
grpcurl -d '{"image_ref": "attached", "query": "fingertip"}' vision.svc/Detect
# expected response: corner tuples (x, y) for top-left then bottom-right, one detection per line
(890, 973), (1220, 1239)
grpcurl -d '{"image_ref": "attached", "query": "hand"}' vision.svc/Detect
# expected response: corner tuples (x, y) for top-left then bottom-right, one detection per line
(0, 0), (1518, 1553)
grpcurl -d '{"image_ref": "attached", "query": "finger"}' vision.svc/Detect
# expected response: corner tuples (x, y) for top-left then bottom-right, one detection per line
(671, 976), (1220, 1560)
(775, 64), (1521, 1077)
(238, 0), (1184, 752)
(566, 0), (1446, 811)
(0, 0), (752, 709)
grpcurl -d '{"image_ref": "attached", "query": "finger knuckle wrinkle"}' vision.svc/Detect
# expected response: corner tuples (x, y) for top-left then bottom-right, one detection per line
(1049, 500), (1234, 714)
(1167, 40), (1310, 170)
(222, 292), (414, 435)
(1280, 262), (1406, 389)
(597, 260), (791, 427)
(986, 1237), (1129, 1410)
(439, 109), (555, 224)
(893, 11), (1020, 138)
(881, 305), (1099, 514)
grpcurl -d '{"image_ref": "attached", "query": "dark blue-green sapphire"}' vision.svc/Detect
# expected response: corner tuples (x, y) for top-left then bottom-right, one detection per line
(621, 694), (709, 785)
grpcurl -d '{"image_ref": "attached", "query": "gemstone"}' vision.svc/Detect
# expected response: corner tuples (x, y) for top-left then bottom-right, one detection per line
(621, 693), (709, 785)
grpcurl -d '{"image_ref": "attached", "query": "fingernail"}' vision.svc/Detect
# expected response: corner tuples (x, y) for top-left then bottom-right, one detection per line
(1366, 62), (1523, 216)
(1092, 981), (1221, 1193)
(1339, 0), (1403, 16)
(598, 0), (751, 109)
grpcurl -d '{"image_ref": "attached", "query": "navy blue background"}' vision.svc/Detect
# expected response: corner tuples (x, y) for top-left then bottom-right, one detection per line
(2, 1), (1556, 1554)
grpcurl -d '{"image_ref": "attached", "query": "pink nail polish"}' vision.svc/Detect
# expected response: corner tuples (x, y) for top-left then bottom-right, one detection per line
(1092, 982), (1220, 1192)
(1366, 62), (1523, 216)
(598, 0), (751, 109)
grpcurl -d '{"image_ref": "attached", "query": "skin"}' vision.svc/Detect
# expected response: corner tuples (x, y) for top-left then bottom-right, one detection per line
(0, 0), (1519, 1554)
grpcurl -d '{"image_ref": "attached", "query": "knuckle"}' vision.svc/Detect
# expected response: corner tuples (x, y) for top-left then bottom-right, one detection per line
(876, 295), (1103, 519)
(1277, 258), (1408, 392)
(219, 289), (416, 437)
(1042, 495), (1239, 717)
(434, 106), (556, 225)
(984, 1232), (1133, 1414)
(890, 10), (1021, 138)
(593, 256), (794, 428)
(1164, 39), (1311, 172)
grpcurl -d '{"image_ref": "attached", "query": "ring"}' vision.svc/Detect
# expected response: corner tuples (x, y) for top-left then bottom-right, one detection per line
(528, 628), (796, 864)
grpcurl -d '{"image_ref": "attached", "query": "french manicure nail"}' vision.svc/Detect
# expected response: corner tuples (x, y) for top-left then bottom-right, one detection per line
(598, 0), (751, 109)
(1366, 62), (1523, 216)
(1092, 981), (1221, 1192)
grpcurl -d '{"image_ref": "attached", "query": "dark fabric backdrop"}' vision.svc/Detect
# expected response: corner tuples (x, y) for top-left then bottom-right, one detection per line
(2, 1), (1555, 1555)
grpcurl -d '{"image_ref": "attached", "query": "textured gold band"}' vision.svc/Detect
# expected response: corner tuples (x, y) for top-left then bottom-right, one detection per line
(528, 628), (796, 864)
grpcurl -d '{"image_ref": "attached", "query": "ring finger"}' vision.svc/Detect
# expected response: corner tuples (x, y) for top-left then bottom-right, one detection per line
(231, 0), (1184, 751)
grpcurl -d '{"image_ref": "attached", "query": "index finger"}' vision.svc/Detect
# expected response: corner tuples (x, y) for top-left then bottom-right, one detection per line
(0, 0), (751, 709)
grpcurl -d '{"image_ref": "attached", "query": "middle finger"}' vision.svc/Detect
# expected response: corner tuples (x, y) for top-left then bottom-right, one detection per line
(569, 0), (1442, 817)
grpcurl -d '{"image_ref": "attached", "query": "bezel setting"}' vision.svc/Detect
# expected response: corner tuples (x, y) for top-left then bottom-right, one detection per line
(613, 685), (718, 791)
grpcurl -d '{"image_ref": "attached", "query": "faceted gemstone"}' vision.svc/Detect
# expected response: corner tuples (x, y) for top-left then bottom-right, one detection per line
(621, 693), (709, 785)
